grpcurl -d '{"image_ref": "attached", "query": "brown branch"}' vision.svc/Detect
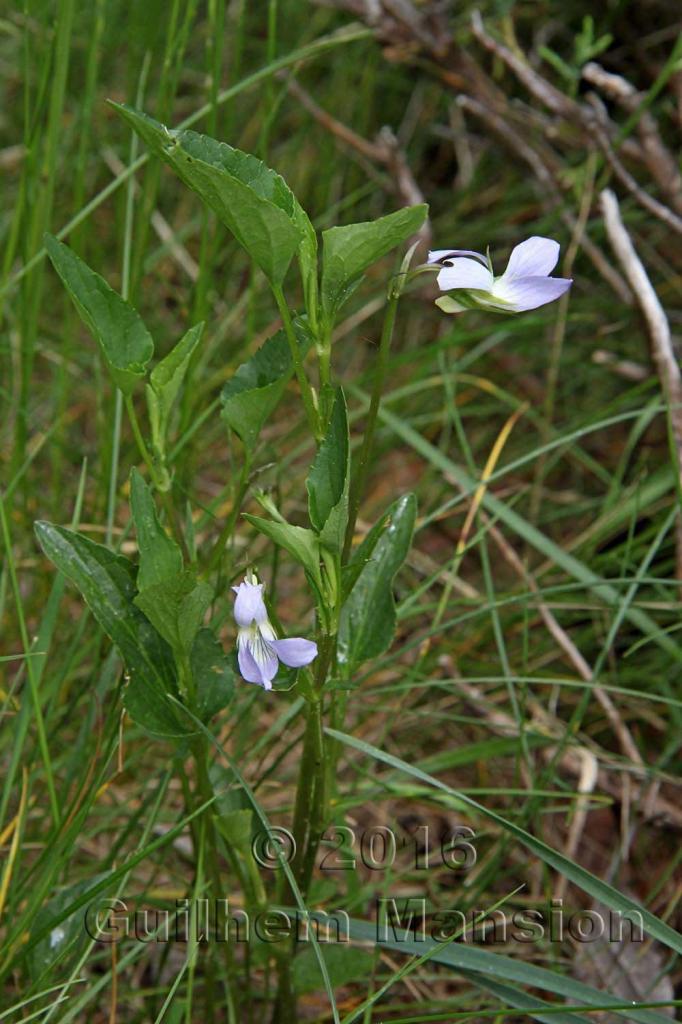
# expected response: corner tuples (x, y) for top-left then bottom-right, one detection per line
(600, 188), (682, 578)
(582, 61), (682, 216)
(585, 96), (682, 236)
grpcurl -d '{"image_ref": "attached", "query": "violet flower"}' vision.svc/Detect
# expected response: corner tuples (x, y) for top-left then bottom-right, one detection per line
(428, 236), (572, 314)
(232, 573), (317, 690)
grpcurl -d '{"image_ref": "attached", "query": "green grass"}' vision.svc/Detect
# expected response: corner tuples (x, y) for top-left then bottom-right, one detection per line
(1, 1), (681, 1021)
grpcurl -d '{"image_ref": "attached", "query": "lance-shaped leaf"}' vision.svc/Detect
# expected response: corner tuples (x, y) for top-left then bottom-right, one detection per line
(243, 514), (322, 592)
(191, 628), (236, 722)
(130, 469), (212, 654)
(321, 203), (428, 320)
(147, 322), (204, 455)
(44, 234), (153, 395)
(34, 522), (188, 737)
(337, 493), (416, 670)
(111, 103), (304, 285)
(221, 319), (311, 451)
(306, 387), (349, 552)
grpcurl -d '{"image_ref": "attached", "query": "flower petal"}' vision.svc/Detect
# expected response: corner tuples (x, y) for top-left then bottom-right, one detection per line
(502, 237), (560, 280)
(233, 580), (268, 628)
(491, 275), (572, 312)
(270, 637), (318, 668)
(235, 630), (274, 688)
(428, 248), (487, 266)
(436, 258), (493, 293)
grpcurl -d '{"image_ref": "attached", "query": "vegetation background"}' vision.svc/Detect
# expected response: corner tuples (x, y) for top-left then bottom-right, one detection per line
(1, 0), (681, 1020)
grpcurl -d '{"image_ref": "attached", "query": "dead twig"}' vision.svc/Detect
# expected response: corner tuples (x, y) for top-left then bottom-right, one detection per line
(600, 188), (682, 578)
(585, 97), (682, 236)
(582, 61), (682, 216)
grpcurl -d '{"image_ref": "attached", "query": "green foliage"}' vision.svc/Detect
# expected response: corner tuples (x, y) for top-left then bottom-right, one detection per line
(243, 514), (323, 592)
(321, 204), (428, 322)
(8, 5), (682, 1021)
(539, 16), (612, 94)
(306, 387), (350, 551)
(292, 943), (374, 995)
(34, 522), (188, 737)
(130, 469), (212, 654)
(338, 494), (416, 670)
(110, 103), (309, 285)
(147, 321), (204, 459)
(44, 234), (153, 395)
(191, 627), (235, 721)
(221, 319), (310, 451)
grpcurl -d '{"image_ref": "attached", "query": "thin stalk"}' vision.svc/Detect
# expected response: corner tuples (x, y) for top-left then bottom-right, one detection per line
(106, 56), (149, 547)
(179, 652), (238, 1022)
(342, 291), (399, 561)
(271, 284), (320, 439)
(204, 453), (252, 574)
(124, 395), (190, 562)
(0, 493), (59, 826)
(105, 392), (123, 547)
(274, 633), (334, 1023)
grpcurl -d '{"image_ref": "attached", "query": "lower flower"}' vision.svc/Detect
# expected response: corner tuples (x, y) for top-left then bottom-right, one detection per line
(233, 573), (318, 690)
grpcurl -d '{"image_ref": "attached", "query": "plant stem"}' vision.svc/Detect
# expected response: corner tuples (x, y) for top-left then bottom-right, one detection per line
(179, 652), (237, 1022)
(105, 391), (123, 547)
(204, 453), (251, 574)
(342, 291), (399, 562)
(124, 394), (190, 563)
(271, 284), (321, 440)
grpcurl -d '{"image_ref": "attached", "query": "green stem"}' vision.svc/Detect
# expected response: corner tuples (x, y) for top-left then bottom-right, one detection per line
(105, 391), (123, 547)
(342, 291), (399, 562)
(179, 652), (238, 1022)
(290, 697), (323, 894)
(273, 635), (333, 1023)
(271, 284), (320, 440)
(124, 394), (190, 563)
(204, 453), (252, 574)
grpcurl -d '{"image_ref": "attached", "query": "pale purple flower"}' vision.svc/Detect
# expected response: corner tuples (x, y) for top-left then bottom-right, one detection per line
(232, 573), (317, 691)
(428, 237), (572, 314)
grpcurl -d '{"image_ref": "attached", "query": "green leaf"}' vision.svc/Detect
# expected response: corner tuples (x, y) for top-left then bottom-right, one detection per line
(321, 203), (427, 320)
(34, 522), (188, 737)
(328, 730), (682, 965)
(130, 470), (212, 653)
(134, 573), (213, 654)
(338, 494), (416, 670)
(292, 944), (374, 995)
(191, 627), (235, 722)
(110, 103), (303, 284)
(147, 321), (204, 454)
(129, 468), (183, 590)
(342, 917), (668, 1024)
(243, 514), (322, 590)
(306, 387), (349, 551)
(221, 319), (311, 451)
(44, 234), (153, 395)
(215, 808), (253, 853)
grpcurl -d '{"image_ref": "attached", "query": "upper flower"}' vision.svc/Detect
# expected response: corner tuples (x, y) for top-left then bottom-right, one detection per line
(428, 236), (572, 314)
(232, 573), (317, 691)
